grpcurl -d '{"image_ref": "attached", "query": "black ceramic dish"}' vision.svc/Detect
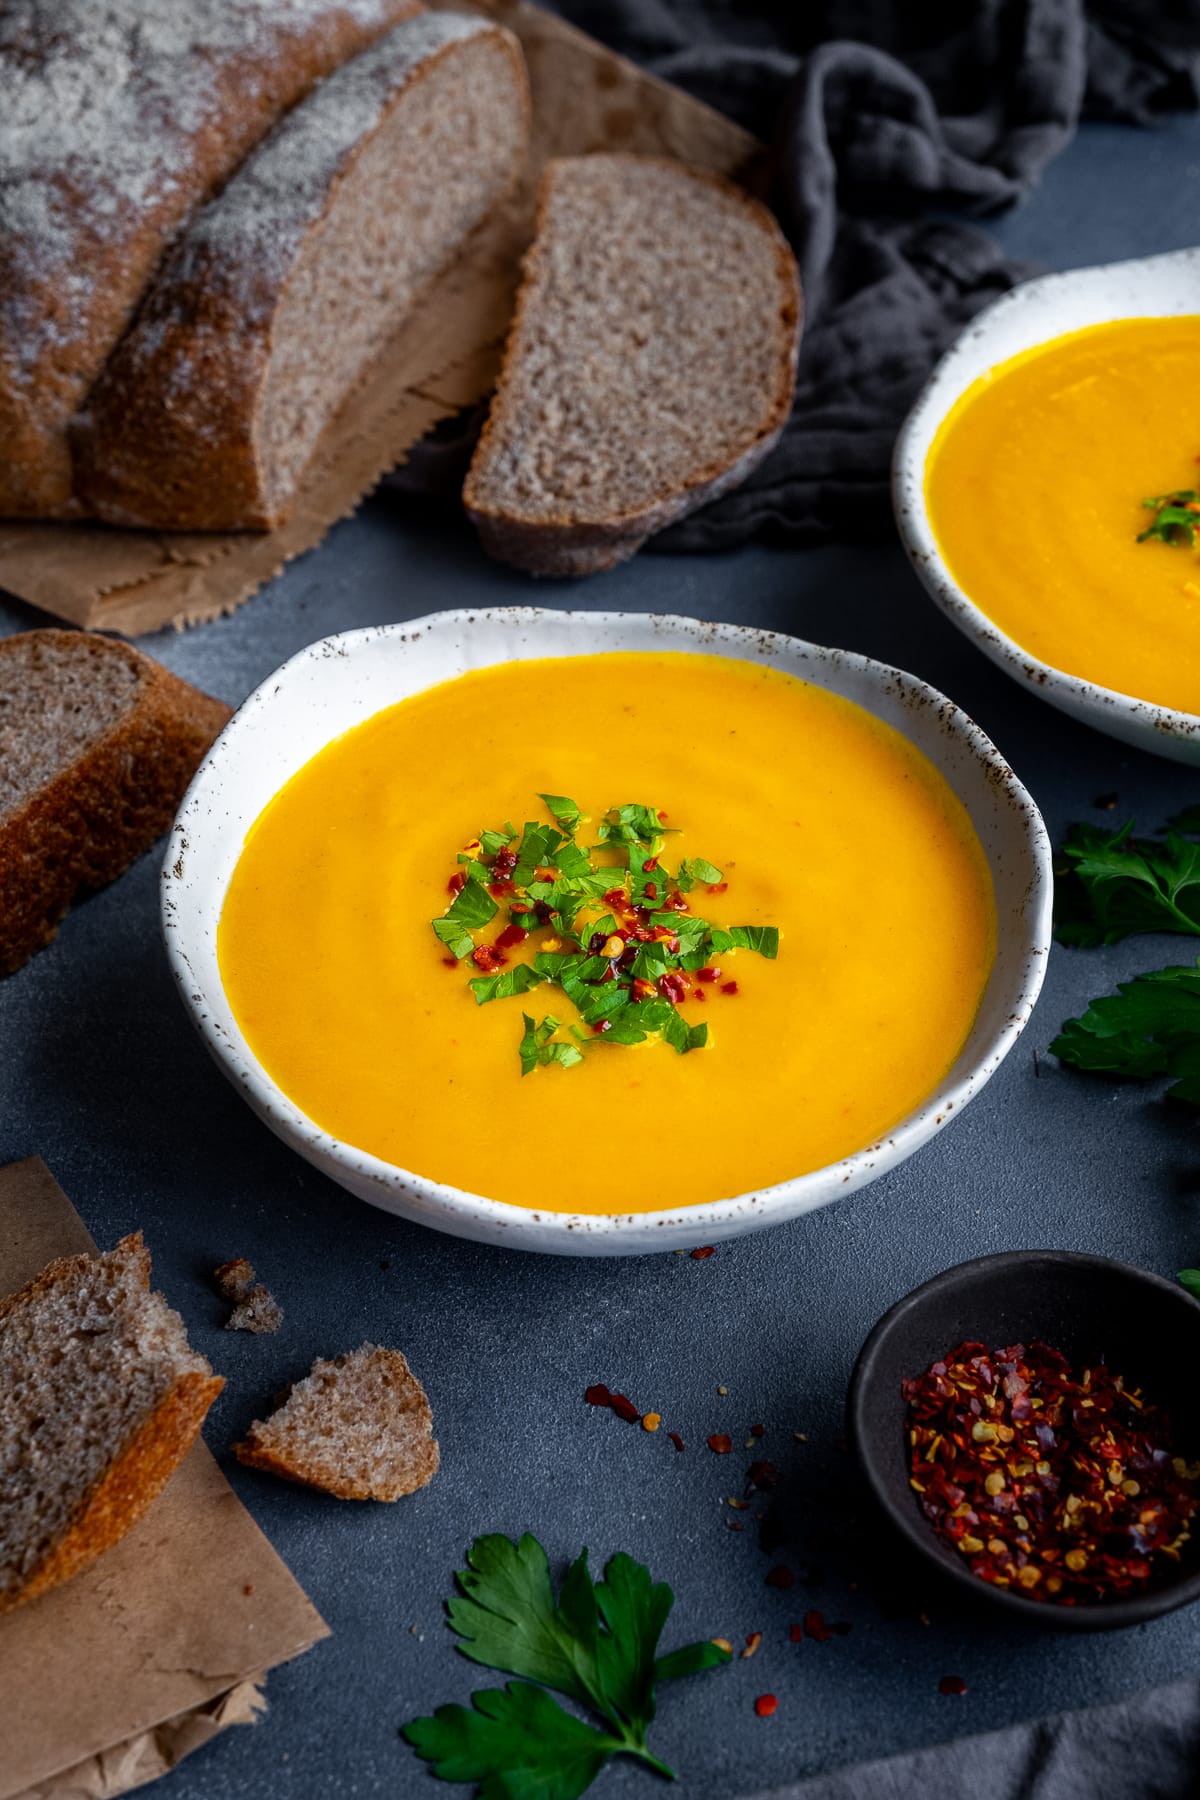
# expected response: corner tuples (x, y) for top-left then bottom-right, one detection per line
(846, 1250), (1200, 1631)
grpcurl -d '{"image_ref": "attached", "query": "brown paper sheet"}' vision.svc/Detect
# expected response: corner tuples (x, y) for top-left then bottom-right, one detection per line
(0, 0), (759, 636)
(0, 1158), (329, 1800)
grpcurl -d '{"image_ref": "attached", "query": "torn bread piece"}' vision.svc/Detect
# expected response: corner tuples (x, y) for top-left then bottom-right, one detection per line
(0, 1234), (223, 1615)
(214, 1257), (283, 1334)
(235, 1344), (437, 1500)
(464, 153), (802, 576)
(0, 630), (231, 974)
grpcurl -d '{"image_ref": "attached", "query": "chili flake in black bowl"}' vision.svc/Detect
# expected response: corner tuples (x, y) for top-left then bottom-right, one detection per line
(847, 1251), (1200, 1630)
(905, 1339), (1198, 1606)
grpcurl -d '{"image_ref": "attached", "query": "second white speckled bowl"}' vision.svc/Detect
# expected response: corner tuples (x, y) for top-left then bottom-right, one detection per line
(162, 609), (1052, 1255)
(893, 247), (1200, 763)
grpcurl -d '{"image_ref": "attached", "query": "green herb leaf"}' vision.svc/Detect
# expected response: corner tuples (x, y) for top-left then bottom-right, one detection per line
(404, 1533), (730, 1795)
(518, 1014), (583, 1076)
(1050, 957), (1200, 1104)
(553, 841), (592, 880)
(479, 826), (516, 857)
(402, 1681), (618, 1800)
(470, 965), (545, 1006)
(1055, 821), (1200, 946)
(1138, 491), (1200, 547)
(538, 794), (584, 835)
(709, 925), (780, 959)
(679, 856), (723, 886)
(1179, 1269), (1200, 1300)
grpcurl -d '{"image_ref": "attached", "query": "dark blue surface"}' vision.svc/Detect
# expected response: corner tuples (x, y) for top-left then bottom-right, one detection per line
(3, 110), (1200, 1800)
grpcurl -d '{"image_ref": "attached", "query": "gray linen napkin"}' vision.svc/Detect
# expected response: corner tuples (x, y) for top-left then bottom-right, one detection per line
(747, 1676), (1200, 1800)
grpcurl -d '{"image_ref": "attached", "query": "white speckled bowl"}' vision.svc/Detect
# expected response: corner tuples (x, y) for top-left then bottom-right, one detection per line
(162, 609), (1052, 1255)
(894, 247), (1200, 763)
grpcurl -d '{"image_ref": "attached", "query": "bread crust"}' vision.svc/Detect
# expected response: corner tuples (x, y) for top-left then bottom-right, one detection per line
(464, 154), (803, 578)
(0, 0), (421, 520)
(0, 632), (231, 974)
(74, 19), (531, 533)
(1, 1371), (224, 1616)
(0, 1231), (223, 1616)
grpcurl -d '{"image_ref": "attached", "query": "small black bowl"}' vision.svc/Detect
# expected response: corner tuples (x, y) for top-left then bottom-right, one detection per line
(846, 1250), (1200, 1631)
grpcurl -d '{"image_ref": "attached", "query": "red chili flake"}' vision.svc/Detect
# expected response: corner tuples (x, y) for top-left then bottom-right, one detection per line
(585, 1384), (612, 1408)
(441, 957), (458, 968)
(750, 1423), (765, 1438)
(644, 881), (658, 900)
(609, 1392), (640, 1424)
(488, 880), (516, 898)
(747, 1460), (781, 1491)
(694, 988), (707, 1002)
(659, 971), (691, 1005)
(708, 1434), (733, 1455)
(789, 1622), (803, 1643)
(669, 891), (689, 912)
(754, 1694), (778, 1719)
(696, 965), (722, 983)
(447, 870), (466, 895)
(721, 980), (739, 997)
(592, 1021), (611, 1035)
(495, 923), (528, 950)
(603, 888), (627, 909)
(765, 1565), (794, 1589)
(631, 978), (657, 1003)
(668, 1431), (685, 1453)
(471, 945), (508, 972)
(644, 856), (659, 872)
(691, 1246), (716, 1260)
(903, 1339), (1200, 1607)
(707, 881), (729, 895)
(493, 848), (518, 873)
(939, 1676), (968, 1697)
(804, 1609), (833, 1644)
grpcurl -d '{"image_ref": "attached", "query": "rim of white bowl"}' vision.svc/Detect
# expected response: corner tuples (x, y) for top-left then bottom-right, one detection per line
(162, 608), (1053, 1254)
(892, 246), (1200, 759)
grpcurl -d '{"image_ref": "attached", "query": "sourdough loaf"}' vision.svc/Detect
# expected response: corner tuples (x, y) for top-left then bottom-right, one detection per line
(75, 13), (530, 532)
(0, 630), (230, 974)
(236, 1344), (438, 1500)
(0, 0), (420, 519)
(0, 1233), (223, 1615)
(464, 154), (802, 577)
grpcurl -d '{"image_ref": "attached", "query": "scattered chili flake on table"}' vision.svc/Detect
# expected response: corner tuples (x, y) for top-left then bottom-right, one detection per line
(754, 1694), (778, 1718)
(789, 1622), (803, 1643)
(691, 1245), (716, 1260)
(669, 1431), (685, 1453)
(765, 1565), (795, 1589)
(939, 1675), (968, 1698)
(904, 1340), (1200, 1605)
(741, 1631), (762, 1658)
(608, 1392), (640, 1424)
(709, 1433), (733, 1454)
(803, 1609), (833, 1643)
(584, 1383), (612, 1407)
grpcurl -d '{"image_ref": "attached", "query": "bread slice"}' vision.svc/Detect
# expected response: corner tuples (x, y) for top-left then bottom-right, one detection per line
(0, 630), (231, 974)
(75, 14), (530, 532)
(464, 154), (802, 577)
(236, 1344), (438, 1500)
(0, 0), (420, 519)
(0, 1233), (223, 1615)
(214, 1257), (284, 1333)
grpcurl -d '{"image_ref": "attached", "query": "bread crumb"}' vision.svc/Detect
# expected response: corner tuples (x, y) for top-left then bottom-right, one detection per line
(214, 1258), (283, 1333)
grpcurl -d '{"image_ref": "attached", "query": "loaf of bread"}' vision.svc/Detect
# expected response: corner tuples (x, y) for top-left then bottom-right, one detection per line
(0, 1233), (223, 1615)
(464, 154), (802, 577)
(74, 13), (530, 532)
(236, 1344), (439, 1500)
(0, 631), (231, 974)
(0, 0), (421, 519)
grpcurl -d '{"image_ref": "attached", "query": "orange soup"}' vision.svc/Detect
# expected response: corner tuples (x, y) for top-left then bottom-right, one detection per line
(217, 653), (996, 1211)
(926, 316), (1200, 715)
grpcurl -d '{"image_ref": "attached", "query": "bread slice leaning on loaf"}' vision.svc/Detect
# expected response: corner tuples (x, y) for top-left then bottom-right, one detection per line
(464, 154), (802, 577)
(0, 631), (231, 974)
(75, 14), (530, 532)
(0, 0), (420, 519)
(0, 1234), (223, 1615)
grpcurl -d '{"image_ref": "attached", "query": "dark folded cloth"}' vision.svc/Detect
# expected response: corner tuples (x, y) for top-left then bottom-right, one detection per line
(748, 1675), (1200, 1800)
(390, 1), (1199, 551)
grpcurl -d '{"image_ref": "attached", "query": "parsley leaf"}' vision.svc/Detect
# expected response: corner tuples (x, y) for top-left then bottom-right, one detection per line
(403, 1533), (730, 1795)
(1180, 1269), (1200, 1300)
(470, 966), (545, 1006)
(1138, 490), (1200, 547)
(434, 880), (499, 959)
(1055, 821), (1200, 946)
(709, 925), (780, 959)
(678, 856), (723, 886)
(518, 1015), (583, 1076)
(538, 793), (584, 835)
(1050, 957), (1200, 1104)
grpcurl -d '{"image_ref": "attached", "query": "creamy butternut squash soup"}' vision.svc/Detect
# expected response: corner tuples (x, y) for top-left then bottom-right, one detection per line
(217, 653), (995, 1212)
(926, 316), (1200, 715)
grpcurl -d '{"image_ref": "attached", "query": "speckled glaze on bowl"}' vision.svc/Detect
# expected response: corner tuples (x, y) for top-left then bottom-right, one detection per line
(162, 608), (1052, 1256)
(893, 247), (1200, 764)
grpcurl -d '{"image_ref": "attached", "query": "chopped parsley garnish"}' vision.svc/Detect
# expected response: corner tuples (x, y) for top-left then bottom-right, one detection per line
(431, 796), (780, 1074)
(1138, 490), (1200, 548)
(401, 1533), (730, 1794)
